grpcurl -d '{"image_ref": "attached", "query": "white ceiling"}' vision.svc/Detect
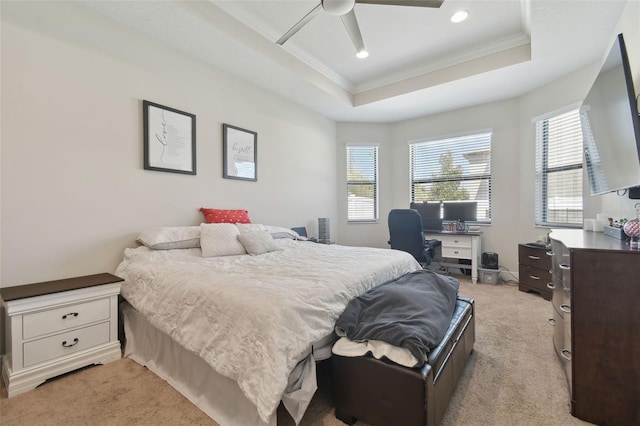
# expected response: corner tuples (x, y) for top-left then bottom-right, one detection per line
(78, 0), (627, 122)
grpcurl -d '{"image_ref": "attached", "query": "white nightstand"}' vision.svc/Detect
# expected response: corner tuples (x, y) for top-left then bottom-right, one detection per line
(1, 273), (123, 397)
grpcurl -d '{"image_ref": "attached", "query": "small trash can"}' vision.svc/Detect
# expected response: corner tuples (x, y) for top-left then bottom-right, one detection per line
(478, 267), (502, 284)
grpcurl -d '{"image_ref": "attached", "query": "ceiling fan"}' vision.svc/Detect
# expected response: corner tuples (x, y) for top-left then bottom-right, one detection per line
(276, 0), (444, 58)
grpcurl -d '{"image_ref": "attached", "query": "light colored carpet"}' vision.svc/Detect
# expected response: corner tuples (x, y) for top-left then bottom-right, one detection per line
(0, 276), (592, 426)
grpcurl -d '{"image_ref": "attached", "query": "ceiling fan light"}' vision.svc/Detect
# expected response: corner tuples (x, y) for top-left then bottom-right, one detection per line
(451, 10), (469, 23)
(356, 49), (369, 59)
(322, 0), (355, 16)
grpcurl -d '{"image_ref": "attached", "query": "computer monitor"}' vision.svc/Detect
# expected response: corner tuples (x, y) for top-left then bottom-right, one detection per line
(410, 202), (442, 230)
(442, 201), (477, 222)
(410, 202), (440, 218)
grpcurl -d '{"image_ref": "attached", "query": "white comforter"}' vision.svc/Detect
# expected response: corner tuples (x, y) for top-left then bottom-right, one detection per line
(115, 240), (419, 422)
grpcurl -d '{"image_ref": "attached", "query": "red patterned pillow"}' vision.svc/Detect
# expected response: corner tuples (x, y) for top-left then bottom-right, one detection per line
(200, 208), (251, 224)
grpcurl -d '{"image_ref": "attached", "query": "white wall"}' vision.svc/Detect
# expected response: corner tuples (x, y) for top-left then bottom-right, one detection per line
(337, 1), (640, 276)
(0, 2), (337, 287)
(2, 1), (638, 289)
(520, 0), (640, 232)
(598, 0), (640, 221)
(336, 123), (393, 248)
(337, 99), (522, 274)
(393, 100), (521, 272)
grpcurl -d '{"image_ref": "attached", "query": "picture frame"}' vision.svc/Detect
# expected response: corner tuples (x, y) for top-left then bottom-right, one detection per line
(223, 123), (257, 182)
(143, 100), (196, 175)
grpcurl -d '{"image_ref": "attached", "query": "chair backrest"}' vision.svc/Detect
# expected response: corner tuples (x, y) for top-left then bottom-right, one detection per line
(388, 209), (427, 262)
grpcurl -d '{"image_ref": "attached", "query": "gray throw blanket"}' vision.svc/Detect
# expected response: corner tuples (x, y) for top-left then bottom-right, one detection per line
(335, 269), (459, 366)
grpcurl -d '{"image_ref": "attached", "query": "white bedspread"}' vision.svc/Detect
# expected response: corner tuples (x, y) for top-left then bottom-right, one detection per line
(115, 240), (419, 423)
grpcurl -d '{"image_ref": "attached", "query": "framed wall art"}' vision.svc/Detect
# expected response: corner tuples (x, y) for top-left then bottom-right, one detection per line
(223, 123), (257, 182)
(143, 100), (196, 175)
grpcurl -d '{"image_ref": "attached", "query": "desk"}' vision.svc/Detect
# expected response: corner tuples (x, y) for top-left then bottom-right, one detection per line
(424, 231), (482, 284)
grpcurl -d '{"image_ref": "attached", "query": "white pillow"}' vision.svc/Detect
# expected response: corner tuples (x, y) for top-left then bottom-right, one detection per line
(238, 230), (279, 255)
(137, 226), (201, 250)
(236, 223), (267, 233)
(200, 223), (247, 257)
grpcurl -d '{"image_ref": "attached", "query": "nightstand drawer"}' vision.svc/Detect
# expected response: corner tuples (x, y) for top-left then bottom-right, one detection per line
(23, 298), (111, 340)
(519, 264), (552, 292)
(439, 235), (472, 248)
(518, 245), (552, 270)
(23, 322), (111, 368)
(442, 247), (472, 259)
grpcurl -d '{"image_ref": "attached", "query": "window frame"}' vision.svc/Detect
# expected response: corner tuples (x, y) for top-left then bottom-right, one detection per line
(409, 131), (493, 224)
(534, 107), (583, 228)
(346, 144), (379, 223)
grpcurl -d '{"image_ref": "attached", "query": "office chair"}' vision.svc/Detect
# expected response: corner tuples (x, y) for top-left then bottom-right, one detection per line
(388, 209), (441, 267)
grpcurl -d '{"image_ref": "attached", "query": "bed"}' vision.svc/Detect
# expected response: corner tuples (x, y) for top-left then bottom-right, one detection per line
(115, 223), (421, 426)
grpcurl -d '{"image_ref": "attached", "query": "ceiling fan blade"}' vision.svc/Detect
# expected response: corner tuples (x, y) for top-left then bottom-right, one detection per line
(276, 3), (323, 45)
(355, 0), (443, 7)
(340, 10), (366, 54)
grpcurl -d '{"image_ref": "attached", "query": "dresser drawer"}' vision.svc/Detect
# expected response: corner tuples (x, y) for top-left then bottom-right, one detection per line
(439, 235), (472, 249)
(23, 298), (111, 340)
(442, 246), (472, 259)
(551, 274), (571, 317)
(23, 321), (111, 368)
(519, 264), (552, 292)
(552, 307), (564, 357)
(518, 245), (552, 270)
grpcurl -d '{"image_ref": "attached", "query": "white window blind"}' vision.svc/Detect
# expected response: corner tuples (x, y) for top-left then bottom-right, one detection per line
(410, 132), (492, 222)
(535, 109), (583, 227)
(347, 145), (378, 222)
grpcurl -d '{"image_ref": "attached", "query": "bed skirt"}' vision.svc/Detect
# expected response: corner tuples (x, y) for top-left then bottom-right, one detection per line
(122, 303), (338, 425)
(123, 303), (275, 426)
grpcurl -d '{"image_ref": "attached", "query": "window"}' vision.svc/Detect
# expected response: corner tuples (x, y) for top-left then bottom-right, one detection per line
(410, 132), (492, 222)
(535, 109), (583, 227)
(346, 145), (378, 222)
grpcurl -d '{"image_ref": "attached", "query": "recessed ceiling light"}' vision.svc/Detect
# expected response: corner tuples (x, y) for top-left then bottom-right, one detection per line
(356, 49), (369, 59)
(451, 10), (469, 23)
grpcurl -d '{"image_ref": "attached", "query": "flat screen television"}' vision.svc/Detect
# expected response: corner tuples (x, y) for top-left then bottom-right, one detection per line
(442, 201), (477, 222)
(580, 33), (640, 195)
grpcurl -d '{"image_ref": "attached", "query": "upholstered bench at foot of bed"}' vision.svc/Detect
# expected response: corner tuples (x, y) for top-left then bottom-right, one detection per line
(332, 297), (475, 426)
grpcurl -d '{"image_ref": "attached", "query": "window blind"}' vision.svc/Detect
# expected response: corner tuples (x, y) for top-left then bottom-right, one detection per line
(347, 145), (378, 222)
(410, 132), (492, 222)
(535, 109), (583, 226)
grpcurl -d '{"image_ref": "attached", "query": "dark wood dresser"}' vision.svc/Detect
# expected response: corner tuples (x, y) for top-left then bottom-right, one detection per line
(518, 243), (552, 300)
(549, 229), (640, 425)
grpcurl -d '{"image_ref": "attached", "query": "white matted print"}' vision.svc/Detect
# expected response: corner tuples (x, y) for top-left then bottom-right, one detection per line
(223, 124), (257, 181)
(143, 100), (196, 175)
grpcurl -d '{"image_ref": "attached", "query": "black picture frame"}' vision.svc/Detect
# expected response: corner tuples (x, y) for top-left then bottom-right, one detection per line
(223, 123), (257, 182)
(143, 100), (196, 175)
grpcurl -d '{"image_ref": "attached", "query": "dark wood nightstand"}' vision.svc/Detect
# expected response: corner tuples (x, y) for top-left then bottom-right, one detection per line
(518, 243), (552, 300)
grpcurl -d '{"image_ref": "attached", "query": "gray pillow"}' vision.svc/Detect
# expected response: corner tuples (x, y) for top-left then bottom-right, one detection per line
(238, 230), (279, 255)
(137, 226), (201, 250)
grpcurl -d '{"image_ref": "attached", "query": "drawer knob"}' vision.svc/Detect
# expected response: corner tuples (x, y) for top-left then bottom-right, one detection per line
(529, 275), (541, 280)
(560, 349), (572, 361)
(528, 255), (541, 260)
(547, 282), (555, 290)
(548, 318), (555, 326)
(560, 304), (571, 314)
(62, 338), (79, 348)
(559, 263), (570, 270)
(546, 251), (554, 256)
(62, 312), (79, 320)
